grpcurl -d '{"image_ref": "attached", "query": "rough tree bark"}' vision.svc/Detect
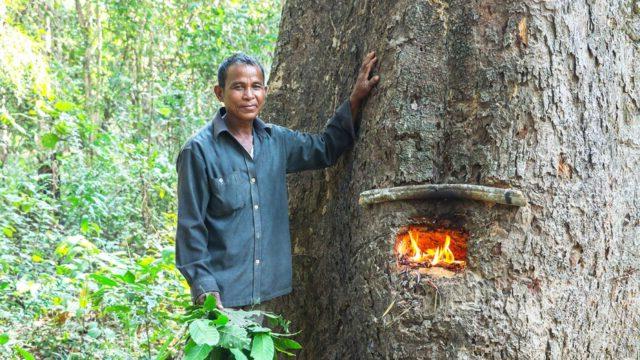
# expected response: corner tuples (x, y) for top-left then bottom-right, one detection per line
(262, 0), (640, 359)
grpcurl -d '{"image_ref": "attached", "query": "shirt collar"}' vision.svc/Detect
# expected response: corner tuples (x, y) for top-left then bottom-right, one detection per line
(213, 107), (272, 139)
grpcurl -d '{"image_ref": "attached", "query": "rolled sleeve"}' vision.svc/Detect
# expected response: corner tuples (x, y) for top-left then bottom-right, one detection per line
(175, 146), (220, 302)
(284, 100), (356, 173)
(334, 100), (356, 141)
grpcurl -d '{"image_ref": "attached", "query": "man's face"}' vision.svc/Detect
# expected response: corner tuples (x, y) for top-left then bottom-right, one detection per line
(214, 64), (267, 123)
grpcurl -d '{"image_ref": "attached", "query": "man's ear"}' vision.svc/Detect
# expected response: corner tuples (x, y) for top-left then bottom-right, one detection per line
(214, 85), (224, 102)
(264, 85), (269, 96)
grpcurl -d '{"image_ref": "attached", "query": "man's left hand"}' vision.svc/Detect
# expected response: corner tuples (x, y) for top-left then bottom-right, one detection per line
(350, 51), (380, 118)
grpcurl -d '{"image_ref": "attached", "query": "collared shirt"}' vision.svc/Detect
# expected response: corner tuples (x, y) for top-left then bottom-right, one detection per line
(175, 100), (355, 307)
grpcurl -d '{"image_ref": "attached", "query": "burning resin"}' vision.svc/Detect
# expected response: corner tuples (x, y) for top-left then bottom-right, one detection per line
(395, 226), (468, 272)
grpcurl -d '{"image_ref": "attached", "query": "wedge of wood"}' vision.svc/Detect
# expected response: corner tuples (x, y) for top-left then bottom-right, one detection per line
(359, 184), (527, 207)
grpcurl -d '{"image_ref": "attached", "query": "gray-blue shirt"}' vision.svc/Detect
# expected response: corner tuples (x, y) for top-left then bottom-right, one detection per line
(175, 100), (355, 307)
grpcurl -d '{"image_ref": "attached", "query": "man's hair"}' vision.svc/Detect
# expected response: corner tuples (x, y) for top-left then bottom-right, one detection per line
(217, 53), (266, 88)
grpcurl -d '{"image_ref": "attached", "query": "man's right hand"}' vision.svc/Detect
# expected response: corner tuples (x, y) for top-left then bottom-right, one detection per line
(196, 291), (224, 310)
(349, 51), (380, 118)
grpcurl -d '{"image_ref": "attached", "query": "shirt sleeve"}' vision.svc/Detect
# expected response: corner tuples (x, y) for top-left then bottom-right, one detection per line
(175, 146), (220, 302)
(283, 100), (357, 173)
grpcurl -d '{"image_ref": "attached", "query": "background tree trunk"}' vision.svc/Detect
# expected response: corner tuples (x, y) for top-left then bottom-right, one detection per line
(262, 0), (640, 358)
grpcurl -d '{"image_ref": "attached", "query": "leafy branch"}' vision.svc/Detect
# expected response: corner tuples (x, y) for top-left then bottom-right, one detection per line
(160, 294), (302, 360)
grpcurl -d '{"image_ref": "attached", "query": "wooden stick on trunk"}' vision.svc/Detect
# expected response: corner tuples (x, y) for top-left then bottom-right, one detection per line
(359, 184), (527, 207)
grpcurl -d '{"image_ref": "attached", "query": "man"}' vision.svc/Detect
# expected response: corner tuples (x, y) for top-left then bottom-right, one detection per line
(175, 51), (379, 309)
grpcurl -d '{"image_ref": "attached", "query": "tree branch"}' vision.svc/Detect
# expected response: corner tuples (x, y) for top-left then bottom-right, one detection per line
(359, 184), (527, 207)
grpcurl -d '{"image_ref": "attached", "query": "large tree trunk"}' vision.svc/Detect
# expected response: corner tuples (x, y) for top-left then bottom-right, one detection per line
(262, 0), (640, 358)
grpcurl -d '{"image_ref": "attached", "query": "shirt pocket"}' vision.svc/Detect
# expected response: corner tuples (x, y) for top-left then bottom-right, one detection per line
(209, 170), (249, 215)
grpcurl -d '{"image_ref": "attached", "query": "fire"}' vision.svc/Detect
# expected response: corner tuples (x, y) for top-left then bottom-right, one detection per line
(395, 226), (467, 270)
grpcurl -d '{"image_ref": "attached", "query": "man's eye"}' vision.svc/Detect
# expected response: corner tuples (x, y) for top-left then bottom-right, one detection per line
(253, 85), (263, 90)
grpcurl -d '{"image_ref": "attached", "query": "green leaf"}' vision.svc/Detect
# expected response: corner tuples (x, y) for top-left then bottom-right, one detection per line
(87, 327), (101, 339)
(0, 333), (8, 345)
(247, 325), (271, 334)
(138, 256), (155, 267)
(270, 330), (301, 338)
(122, 270), (136, 284)
(14, 346), (35, 360)
(226, 309), (264, 328)
(212, 313), (229, 326)
(250, 333), (274, 360)
(273, 337), (301, 350)
(229, 348), (248, 360)
(54, 120), (71, 136)
(157, 107), (172, 117)
(89, 274), (118, 287)
(80, 218), (89, 234)
(184, 339), (212, 360)
(53, 101), (76, 112)
(2, 225), (15, 238)
(203, 294), (217, 311)
(273, 345), (295, 357)
(219, 324), (250, 349)
(189, 319), (220, 346)
(41, 133), (59, 149)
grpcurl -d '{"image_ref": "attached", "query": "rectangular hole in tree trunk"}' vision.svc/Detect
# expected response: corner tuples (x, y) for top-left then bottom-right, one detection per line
(395, 221), (469, 278)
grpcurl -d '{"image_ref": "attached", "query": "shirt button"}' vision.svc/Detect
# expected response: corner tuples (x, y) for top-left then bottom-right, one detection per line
(255, 259), (260, 265)
(251, 177), (256, 183)
(218, 178), (224, 183)
(254, 204), (259, 210)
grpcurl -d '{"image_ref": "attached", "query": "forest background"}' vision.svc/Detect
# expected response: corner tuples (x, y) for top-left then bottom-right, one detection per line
(0, 0), (281, 358)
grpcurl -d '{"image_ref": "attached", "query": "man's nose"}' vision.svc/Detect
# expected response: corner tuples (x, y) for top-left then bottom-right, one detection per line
(243, 88), (255, 99)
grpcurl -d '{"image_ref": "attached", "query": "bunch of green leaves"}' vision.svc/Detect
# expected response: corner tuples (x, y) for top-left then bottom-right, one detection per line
(162, 295), (301, 360)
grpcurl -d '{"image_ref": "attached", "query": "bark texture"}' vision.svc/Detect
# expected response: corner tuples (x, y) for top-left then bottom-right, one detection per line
(262, 0), (640, 358)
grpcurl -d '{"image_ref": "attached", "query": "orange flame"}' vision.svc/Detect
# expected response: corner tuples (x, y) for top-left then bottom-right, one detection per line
(395, 227), (467, 269)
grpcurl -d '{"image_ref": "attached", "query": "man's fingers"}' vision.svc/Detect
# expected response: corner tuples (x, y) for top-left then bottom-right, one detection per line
(369, 75), (380, 89)
(364, 56), (377, 75)
(362, 57), (377, 86)
(359, 56), (376, 79)
(351, 51), (379, 102)
(214, 293), (224, 310)
(360, 58), (371, 71)
(365, 53), (376, 66)
(361, 51), (376, 70)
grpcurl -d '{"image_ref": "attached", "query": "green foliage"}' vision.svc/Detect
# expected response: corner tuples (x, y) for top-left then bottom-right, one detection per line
(250, 334), (275, 360)
(14, 346), (35, 360)
(189, 319), (221, 346)
(0, 0), (283, 358)
(174, 294), (300, 360)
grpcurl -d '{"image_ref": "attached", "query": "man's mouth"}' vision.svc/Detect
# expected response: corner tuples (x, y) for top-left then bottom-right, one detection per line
(240, 104), (257, 110)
